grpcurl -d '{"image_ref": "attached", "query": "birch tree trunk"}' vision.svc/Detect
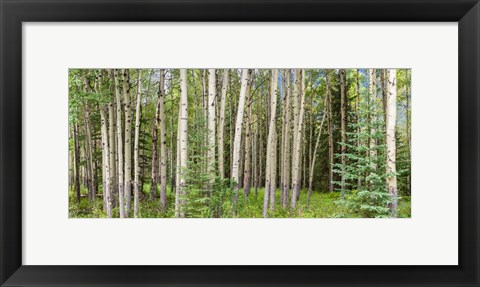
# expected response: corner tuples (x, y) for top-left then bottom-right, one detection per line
(232, 69), (251, 205)
(291, 69), (306, 208)
(123, 69), (132, 217)
(133, 70), (142, 218)
(175, 69), (188, 218)
(158, 70), (167, 211)
(114, 69), (125, 218)
(108, 70), (117, 206)
(207, 69), (216, 186)
(281, 69), (291, 208)
(100, 104), (112, 217)
(150, 73), (161, 200)
(95, 72), (113, 217)
(243, 79), (253, 197)
(386, 69), (398, 217)
(264, 69), (278, 216)
(218, 69), (228, 179)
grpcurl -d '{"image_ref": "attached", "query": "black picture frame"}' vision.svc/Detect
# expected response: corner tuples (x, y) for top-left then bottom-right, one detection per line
(1, 0), (479, 286)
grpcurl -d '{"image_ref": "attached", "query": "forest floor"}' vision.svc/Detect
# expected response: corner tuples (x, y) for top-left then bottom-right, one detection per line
(69, 185), (411, 218)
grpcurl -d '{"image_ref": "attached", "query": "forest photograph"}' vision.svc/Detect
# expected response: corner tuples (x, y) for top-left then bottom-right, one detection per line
(68, 68), (411, 218)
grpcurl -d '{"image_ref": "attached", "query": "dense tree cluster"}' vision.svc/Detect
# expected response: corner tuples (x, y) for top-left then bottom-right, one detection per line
(68, 69), (411, 218)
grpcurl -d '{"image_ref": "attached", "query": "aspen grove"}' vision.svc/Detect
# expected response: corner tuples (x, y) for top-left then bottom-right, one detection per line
(68, 69), (411, 218)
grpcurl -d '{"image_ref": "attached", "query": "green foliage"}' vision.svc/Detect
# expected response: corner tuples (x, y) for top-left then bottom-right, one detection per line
(333, 72), (395, 218)
(69, 186), (411, 218)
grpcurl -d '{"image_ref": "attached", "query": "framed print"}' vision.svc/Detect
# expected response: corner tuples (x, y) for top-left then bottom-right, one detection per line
(0, 0), (479, 286)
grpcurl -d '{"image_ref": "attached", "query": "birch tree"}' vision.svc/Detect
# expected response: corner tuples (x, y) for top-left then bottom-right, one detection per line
(158, 70), (167, 211)
(114, 69), (125, 218)
(291, 69), (306, 209)
(175, 69), (188, 217)
(133, 70), (142, 217)
(123, 69), (132, 216)
(231, 69), (251, 204)
(386, 69), (398, 217)
(281, 69), (291, 208)
(264, 69), (278, 216)
(207, 69), (216, 184)
(218, 69), (228, 179)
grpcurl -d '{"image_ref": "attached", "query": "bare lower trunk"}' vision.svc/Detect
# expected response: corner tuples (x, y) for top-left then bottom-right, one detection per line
(232, 69), (251, 205)
(264, 69), (278, 217)
(386, 69), (398, 217)
(175, 69), (188, 218)
(243, 79), (252, 197)
(73, 122), (81, 202)
(339, 69), (346, 196)
(133, 70), (142, 218)
(291, 69), (306, 209)
(114, 69), (125, 218)
(218, 70), (228, 179)
(158, 70), (167, 211)
(123, 69), (132, 217)
(327, 71), (334, 193)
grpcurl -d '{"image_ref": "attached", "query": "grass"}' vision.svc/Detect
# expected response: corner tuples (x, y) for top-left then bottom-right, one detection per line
(69, 184), (411, 218)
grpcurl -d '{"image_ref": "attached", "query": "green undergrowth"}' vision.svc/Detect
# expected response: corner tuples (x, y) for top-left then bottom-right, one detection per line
(69, 184), (411, 218)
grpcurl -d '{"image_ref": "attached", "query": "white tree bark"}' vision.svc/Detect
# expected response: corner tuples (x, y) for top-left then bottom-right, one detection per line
(386, 69), (398, 217)
(158, 70), (167, 211)
(133, 70), (142, 218)
(123, 69), (132, 217)
(96, 73), (113, 218)
(175, 69), (188, 218)
(281, 69), (292, 208)
(290, 69), (306, 209)
(232, 69), (251, 204)
(218, 69), (228, 179)
(264, 69), (278, 217)
(114, 69), (125, 218)
(207, 69), (216, 183)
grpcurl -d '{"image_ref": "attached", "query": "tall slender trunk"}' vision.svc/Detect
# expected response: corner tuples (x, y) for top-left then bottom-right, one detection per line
(207, 69), (216, 188)
(218, 69), (228, 179)
(108, 70), (117, 207)
(356, 69), (362, 189)
(123, 69), (132, 217)
(84, 108), (95, 201)
(369, 69), (377, 180)
(326, 71), (334, 193)
(114, 69), (125, 218)
(282, 69), (291, 208)
(100, 104), (112, 217)
(95, 73), (113, 217)
(158, 70), (167, 211)
(243, 79), (253, 197)
(339, 69), (346, 196)
(386, 69), (398, 217)
(307, 96), (327, 207)
(264, 69), (278, 216)
(291, 69), (306, 208)
(175, 69), (188, 218)
(232, 69), (251, 205)
(73, 122), (81, 202)
(133, 70), (143, 217)
(150, 75), (161, 200)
